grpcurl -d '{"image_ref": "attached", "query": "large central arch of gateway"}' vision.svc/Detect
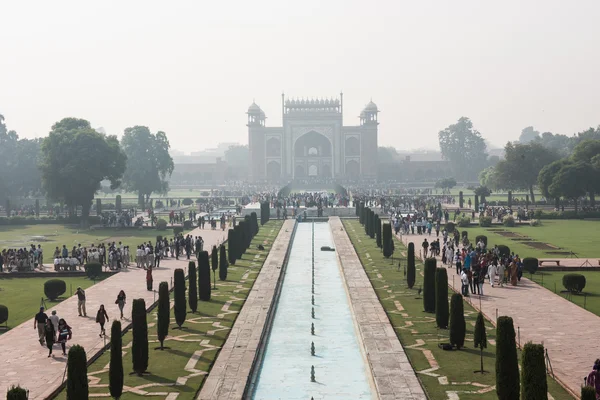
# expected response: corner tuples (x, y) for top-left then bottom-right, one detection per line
(247, 94), (379, 182)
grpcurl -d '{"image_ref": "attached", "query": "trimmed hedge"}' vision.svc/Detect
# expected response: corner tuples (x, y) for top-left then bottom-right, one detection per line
(479, 216), (492, 227)
(6, 386), (28, 400)
(522, 257), (539, 274)
(173, 226), (184, 236)
(382, 223), (393, 258)
(375, 215), (382, 248)
(188, 261), (198, 313)
(449, 293), (465, 349)
(198, 251), (212, 301)
(582, 386), (597, 400)
(457, 217), (471, 227)
(131, 298), (148, 375)
(67, 345), (89, 400)
(474, 311), (487, 351)
(435, 268), (449, 329)
(503, 215), (516, 227)
(423, 258), (436, 313)
(461, 230), (468, 240)
(0, 304), (7, 324)
(445, 222), (456, 233)
(459, 191), (464, 208)
(407, 243), (416, 289)
(475, 235), (488, 247)
(44, 279), (66, 301)
(563, 273), (586, 293)
(227, 229), (237, 265)
(84, 263), (102, 279)
(116, 195), (122, 213)
(174, 269), (186, 328)
(157, 281), (170, 349)
(497, 245), (510, 258)
(251, 212), (259, 236)
(156, 218), (167, 230)
(496, 316), (520, 399)
(521, 342), (548, 400)
(219, 244), (228, 281)
(182, 198), (193, 205)
(109, 320), (123, 399)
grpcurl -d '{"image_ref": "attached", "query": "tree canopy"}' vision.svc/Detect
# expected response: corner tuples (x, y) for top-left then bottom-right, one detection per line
(548, 161), (590, 212)
(39, 118), (126, 223)
(518, 126), (540, 143)
(121, 126), (174, 202)
(224, 144), (249, 168)
(438, 117), (488, 181)
(378, 146), (401, 163)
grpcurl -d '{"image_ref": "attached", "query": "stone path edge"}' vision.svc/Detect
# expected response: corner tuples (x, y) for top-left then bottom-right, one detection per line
(331, 217), (427, 400)
(197, 219), (296, 400)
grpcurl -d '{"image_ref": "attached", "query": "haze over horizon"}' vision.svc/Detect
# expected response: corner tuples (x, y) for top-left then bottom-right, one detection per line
(2, 0), (599, 154)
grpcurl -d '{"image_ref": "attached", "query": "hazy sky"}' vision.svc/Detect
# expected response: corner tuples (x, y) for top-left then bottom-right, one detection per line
(2, 0), (600, 152)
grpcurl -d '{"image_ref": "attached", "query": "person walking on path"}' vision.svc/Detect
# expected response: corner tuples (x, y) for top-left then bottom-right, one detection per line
(76, 287), (87, 317)
(34, 307), (48, 346)
(460, 269), (469, 297)
(44, 319), (56, 357)
(115, 290), (126, 319)
(488, 261), (497, 287)
(585, 360), (600, 399)
(145, 265), (153, 291)
(57, 318), (72, 356)
(49, 310), (59, 332)
(95, 305), (109, 337)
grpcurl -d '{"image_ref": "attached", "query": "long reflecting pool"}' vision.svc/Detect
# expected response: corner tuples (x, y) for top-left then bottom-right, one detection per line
(252, 222), (374, 399)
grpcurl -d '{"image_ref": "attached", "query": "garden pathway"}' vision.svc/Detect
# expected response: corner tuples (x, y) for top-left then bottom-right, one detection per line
(0, 225), (228, 400)
(396, 230), (597, 397)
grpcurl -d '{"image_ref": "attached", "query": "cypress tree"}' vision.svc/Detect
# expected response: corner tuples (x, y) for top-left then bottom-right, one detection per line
(174, 269), (186, 328)
(35, 199), (40, 217)
(131, 299), (148, 375)
(238, 221), (248, 254)
(582, 387), (597, 400)
(369, 210), (375, 238)
(244, 215), (253, 245)
(116, 195), (122, 213)
(188, 261), (198, 313)
(407, 242), (416, 289)
(474, 194), (479, 211)
(423, 258), (436, 313)
(355, 201), (360, 216)
(251, 211), (259, 236)
(449, 293), (466, 349)
(459, 191), (464, 208)
(211, 245), (219, 289)
(435, 268), (449, 329)
(365, 209), (371, 236)
(508, 190), (513, 208)
(496, 316), (520, 399)
(109, 320), (123, 399)
(6, 386), (28, 400)
(198, 251), (212, 301)
(375, 215), (382, 248)
(382, 223), (393, 258)
(5, 199), (10, 217)
(219, 244), (228, 281)
(96, 198), (102, 216)
(234, 225), (244, 259)
(360, 203), (366, 225)
(157, 281), (170, 348)
(474, 312), (487, 373)
(227, 228), (237, 265)
(67, 344), (88, 400)
(521, 342), (548, 400)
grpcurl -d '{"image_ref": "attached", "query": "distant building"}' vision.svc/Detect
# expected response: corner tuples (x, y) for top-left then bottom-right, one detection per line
(247, 95), (379, 181)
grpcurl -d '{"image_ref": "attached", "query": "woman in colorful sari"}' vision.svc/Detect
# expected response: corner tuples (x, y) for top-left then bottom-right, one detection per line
(510, 261), (518, 286)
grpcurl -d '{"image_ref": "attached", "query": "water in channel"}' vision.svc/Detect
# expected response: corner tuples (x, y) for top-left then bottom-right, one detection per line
(252, 222), (374, 399)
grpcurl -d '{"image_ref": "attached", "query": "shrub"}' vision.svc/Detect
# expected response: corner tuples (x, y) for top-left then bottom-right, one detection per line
(183, 220), (192, 230)
(479, 216), (492, 227)
(435, 268), (449, 329)
(475, 235), (488, 247)
(449, 293), (465, 349)
(529, 219), (541, 227)
(182, 198), (193, 206)
(44, 279), (66, 301)
(0, 305), (8, 324)
(156, 219), (167, 230)
(198, 251), (212, 301)
(174, 269), (186, 328)
(131, 299), (148, 375)
(188, 262), (198, 313)
(503, 214), (516, 227)
(6, 386), (28, 400)
(109, 320), (123, 399)
(563, 273), (586, 293)
(522, 258), (539, 274)
(84, 263), (102, 279)
(67, 345), (88, 400)
(219, 244), (228, 281)
(382, 223), (393, 258)
(521, 342), (548, 400)
(407, 243), (416, 289)
(173, 226), (184, 236)
(457, 217), (471, 227)
(155, 200), (164, 208)
(157, 281), (170, 349)
(496, 316), (520, 400)
(227, 229), (237, 265)
(445, 222), (456, 233)
(423, 258), (436, 313)
(461, 230), (468, 240)
(497, 245), (510, 258)
(582, 386), (597, 400)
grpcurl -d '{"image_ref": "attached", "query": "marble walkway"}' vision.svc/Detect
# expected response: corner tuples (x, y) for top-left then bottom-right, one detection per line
(1, 226), (228, 400)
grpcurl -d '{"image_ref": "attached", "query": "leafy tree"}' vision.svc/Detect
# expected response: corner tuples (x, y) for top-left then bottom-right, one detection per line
(377, 146), (400, 163)
(224, 144), (249, 167)
(518, 126), (540, 143)
(449, 294), (465, 349)
(438, 117), (488, 180)
(188, 262), (198, 313)
(435, 177), (457, 193)
(109, 320), (123, 399)
(534, 131), (572, 157)
(548, 161), (589, 213)
(494, 141), (559, 203)
(173, 269), (186, 328)
(423, 258), (436, 313)
(474, 312), (487, 373)
(131, 299), (148, 375)
(407, 242), (416, 289)
(521, 342), (548, 400)
(570, 139), (600, 205)
(198, 251), (212, 301)
(121, 126), (174, 204)
(67, 345), (88, 400)
(473, 186), (491, 203)
(39, 118), (126, 226)
(219, 244), (228, 281)
(435, 268), (449, 329)
(538, 159), (570, 200)
(496, 316), (520, 400)
(157, 281), (170, 348)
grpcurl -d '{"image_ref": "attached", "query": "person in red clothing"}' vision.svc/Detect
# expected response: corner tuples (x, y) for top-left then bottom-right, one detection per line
(145, 265), (153, 291)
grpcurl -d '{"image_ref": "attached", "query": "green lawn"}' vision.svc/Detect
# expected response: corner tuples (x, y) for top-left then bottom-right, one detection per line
(0, 224), (166, 257)
(0, 275), (106, 333)
(343, 220), (574, 400)
(530, 270), (600, 317)
(456, 219), (599, 259)
(54, 220), (284, 399)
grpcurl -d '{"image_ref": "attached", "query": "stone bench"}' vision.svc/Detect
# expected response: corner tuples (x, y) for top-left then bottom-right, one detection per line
(539, 259), (560, 266)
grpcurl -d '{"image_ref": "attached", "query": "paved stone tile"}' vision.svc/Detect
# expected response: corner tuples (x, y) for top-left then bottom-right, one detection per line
(329, 217), (427, 400)
(197, 220), (294, 400)
(0, 226), (228, 399)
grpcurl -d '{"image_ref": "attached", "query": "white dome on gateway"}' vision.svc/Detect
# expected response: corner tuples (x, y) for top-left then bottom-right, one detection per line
(247, 94), (379, 182)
